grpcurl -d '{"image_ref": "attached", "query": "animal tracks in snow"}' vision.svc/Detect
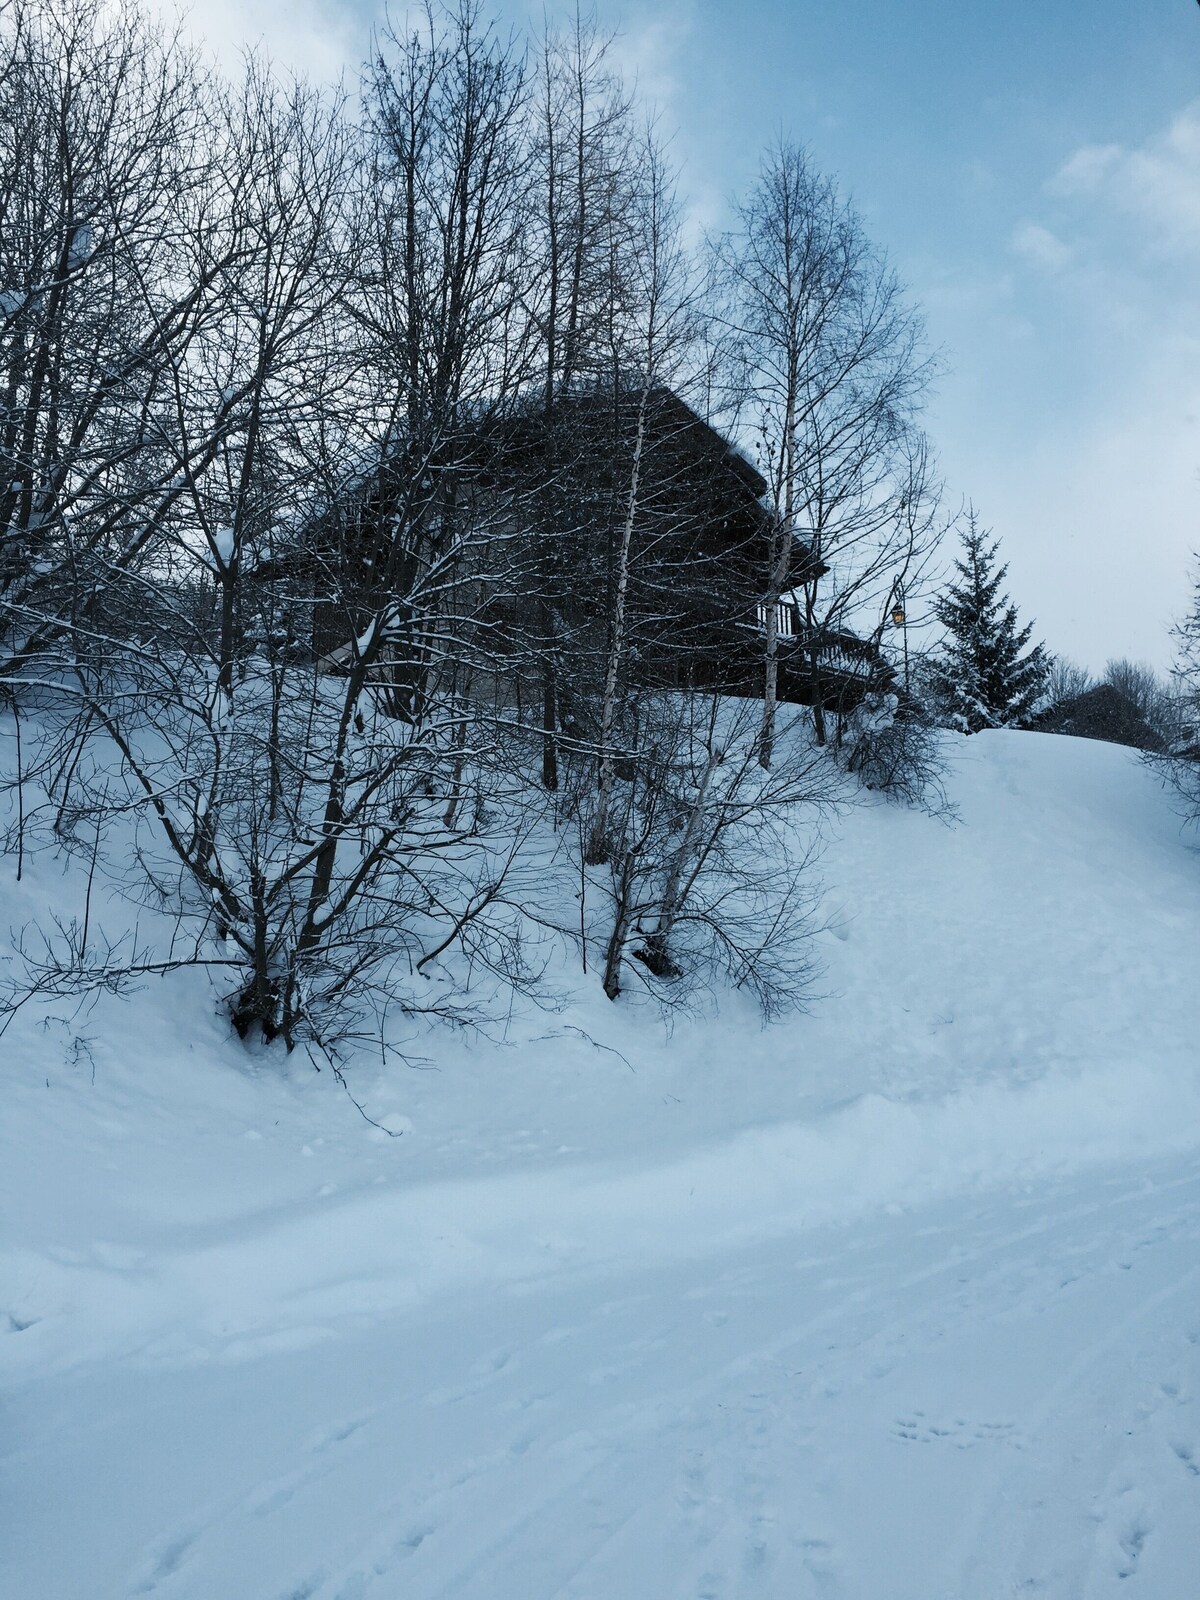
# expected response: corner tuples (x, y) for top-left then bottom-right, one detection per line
(891, 1411), (1024, 1449)
(245, 1413), (376, 1517)
(1094, 1484), (1154, 1582)
(128, 1528), (200, 1594)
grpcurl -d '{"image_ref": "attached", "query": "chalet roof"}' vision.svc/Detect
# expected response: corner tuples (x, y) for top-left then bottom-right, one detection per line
(490, 385), (768, 503)
(634, 388), (766, 500)
(1034, 683), (1166, 753)
(254, 385), (772, 587)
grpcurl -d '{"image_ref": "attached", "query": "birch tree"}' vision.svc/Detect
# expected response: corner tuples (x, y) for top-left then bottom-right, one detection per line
(715, 140), (937, 764)
(585, 128), (700, 862)
(521, 8), (640, 790)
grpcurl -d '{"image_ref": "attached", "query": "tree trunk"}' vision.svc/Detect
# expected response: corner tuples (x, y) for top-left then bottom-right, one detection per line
(540, 605), (559, 792)
(640, 738), (723, 976)
(759, 512), (792, 770)
(588, 386), (647, 861)
(601, 846), (637, 999)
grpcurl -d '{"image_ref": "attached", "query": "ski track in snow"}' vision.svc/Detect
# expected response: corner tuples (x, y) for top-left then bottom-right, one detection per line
(4, 1156), (1199, 1599)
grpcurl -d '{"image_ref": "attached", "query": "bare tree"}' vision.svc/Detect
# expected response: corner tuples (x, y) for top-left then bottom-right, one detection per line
(594, 692), (838, 1008)
(0, 0), (233, 679)
(714, 140), (939, 765)
(1, 3), (549, 1053)
(1149, 577), (1200, 825)
(584, 127), (705, 862)
(1103, 658), (1178, 745)
(352, 0), (534, 721)
(182, 65), (360, 709)
(529, 6), (636, 409)
(1046, 656), (1094, 708)
(519, 6), (639, 790)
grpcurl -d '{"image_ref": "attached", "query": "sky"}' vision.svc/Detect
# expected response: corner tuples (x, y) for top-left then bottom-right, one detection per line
(165, 0), (1200, 672)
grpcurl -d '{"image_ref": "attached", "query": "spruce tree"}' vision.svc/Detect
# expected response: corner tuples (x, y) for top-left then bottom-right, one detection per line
(930, 511), (1049, 733)
(1170, 572), (1200, 758)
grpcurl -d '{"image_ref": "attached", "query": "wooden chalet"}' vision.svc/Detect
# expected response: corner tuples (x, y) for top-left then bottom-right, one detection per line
(468, 385), (895, 717)
(264, 384), (895, 719)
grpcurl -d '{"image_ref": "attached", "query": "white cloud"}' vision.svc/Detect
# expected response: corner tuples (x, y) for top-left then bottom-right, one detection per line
(151, 0), (363, 80)
(1050, 105), (1200, 258)
(603, 3), (730, 247)
(932, 105), (1200, 670)
(932, 344), (1200, 673)
(609, 5), (692, 118)
(1053, 142), (1123, 195)
(1009, 220), (1072, 273)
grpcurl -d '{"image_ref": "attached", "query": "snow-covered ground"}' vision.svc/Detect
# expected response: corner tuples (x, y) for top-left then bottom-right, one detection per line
(3, 728), (1200, 1598)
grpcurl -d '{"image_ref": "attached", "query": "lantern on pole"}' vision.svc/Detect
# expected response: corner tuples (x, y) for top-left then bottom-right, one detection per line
(890, 602), (906, 628)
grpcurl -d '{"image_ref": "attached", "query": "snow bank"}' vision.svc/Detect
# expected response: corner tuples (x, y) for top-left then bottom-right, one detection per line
(6, 1045), (1199, 1379)
(3, 723), (1199, 1381)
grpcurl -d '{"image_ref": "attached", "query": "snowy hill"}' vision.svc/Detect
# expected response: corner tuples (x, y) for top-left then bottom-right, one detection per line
(4, 728), (1200, 1599)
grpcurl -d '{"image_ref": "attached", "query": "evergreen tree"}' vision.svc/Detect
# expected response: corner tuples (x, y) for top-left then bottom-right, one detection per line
(929, 512), (1049, 733)
(1173, 573), (1200, 718)
(1169, 572), (1200, 767)
(1155, 573), (1200, 839)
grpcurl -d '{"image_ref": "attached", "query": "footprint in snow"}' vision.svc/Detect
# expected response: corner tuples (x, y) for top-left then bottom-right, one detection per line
(1116, 1521), (1148, 1580)
(892, 1413), (1021, 1449)
(247, 1415), (374, 1517)
(340, 1524), (430, 1584)
(248, 1477), (301, 1517)
(332, 1577), (367, 1600)
(394, 1525), (433, 1558)
(129, 1528), (199, 1593)
(1102, 1487), (1152, 1582)
(276, 1575), (325, 1600)
(802, 1535), (836, 1571)
(539, 1323), (578, 1344)
(795, 1535), (840, 1595)
(463, 1346), (513, 1380)
(308, 1412), (372, 1454)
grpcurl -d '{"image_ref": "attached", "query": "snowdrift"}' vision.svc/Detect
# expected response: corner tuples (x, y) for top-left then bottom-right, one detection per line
(3, 726), (1199, 1374)
(5, 725), (1200, 1600)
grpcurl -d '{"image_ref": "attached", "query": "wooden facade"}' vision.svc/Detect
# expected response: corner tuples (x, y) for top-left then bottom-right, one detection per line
(270, 385), (895, 718)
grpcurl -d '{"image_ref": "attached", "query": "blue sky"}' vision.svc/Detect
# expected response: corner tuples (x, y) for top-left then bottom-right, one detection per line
(178, 0), (1200, 670)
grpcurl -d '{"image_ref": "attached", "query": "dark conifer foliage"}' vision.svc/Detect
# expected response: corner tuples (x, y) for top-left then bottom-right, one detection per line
(929, 511), (1049, 734)
(1165, 575), (1200, 819)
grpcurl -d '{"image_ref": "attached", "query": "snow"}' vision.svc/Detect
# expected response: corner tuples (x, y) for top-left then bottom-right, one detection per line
(2, 726), (1199, 1598)
(212, 526), (235, 568)
(66, 222), (93, 268)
